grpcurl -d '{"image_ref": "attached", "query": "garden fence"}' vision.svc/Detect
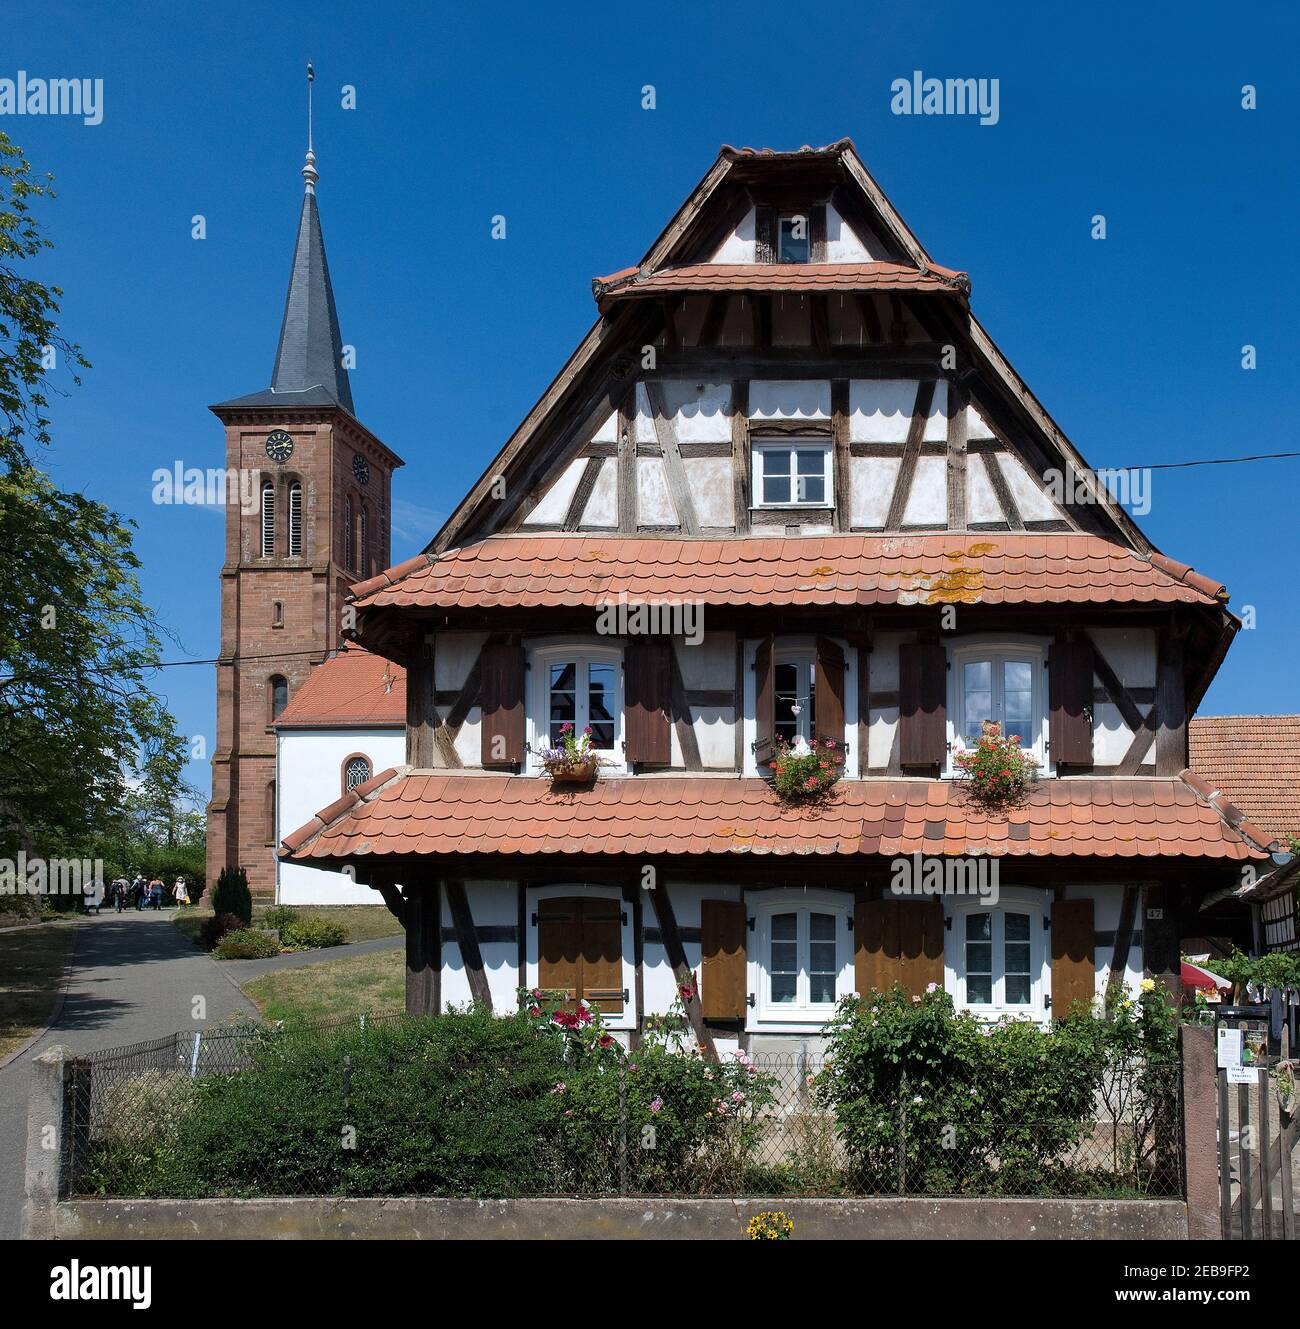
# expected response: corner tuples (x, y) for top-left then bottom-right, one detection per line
(62, 1011), (1184, 1202)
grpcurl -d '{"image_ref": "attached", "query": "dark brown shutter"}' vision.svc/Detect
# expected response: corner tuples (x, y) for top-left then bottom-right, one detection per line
(855, 897), (945, 998)
(809, 204), (827, 263)
(754, 634), (775, 765)
(624, 637), (671, 766)
(1051, 898), (1095, 1017)
(581, 899), (624, 1016)
(700, 900), (747, 1019)
(538, 898), (582, 1006)
(1049, 639), (1094, 767)
(479, 640), (524, 768)
(815, 636), (846, 745)
(899, 642), (947, 768)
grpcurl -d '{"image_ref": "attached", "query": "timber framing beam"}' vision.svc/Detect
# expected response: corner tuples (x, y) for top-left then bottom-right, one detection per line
(883, 380), (936, 530)
(646, 881), (718, 1063)
(445, 879), (493, 1010)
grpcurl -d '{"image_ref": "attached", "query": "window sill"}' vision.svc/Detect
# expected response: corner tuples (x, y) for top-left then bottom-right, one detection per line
(749, 504), (834, 513)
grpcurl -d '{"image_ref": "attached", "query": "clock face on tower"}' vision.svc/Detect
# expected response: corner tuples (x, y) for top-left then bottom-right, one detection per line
(265, 430), (294, 463)
(352, 453), (370, 486)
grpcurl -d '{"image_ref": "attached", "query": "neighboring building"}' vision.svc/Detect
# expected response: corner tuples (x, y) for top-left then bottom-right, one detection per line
(280, 138), (1280, 1055)
(1190, 715), (1300, 954)
(205, 145), (404, 897)
(274, 646), (407, 905)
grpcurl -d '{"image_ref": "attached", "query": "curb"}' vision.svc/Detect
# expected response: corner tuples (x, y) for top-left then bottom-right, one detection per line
(0, 922), (81, 1072)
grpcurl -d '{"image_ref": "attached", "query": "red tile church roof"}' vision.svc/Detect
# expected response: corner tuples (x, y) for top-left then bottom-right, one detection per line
(274, 647), (406, 729)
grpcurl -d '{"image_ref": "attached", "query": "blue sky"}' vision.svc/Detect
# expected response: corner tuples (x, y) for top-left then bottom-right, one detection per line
(8, 0), (1299, 800)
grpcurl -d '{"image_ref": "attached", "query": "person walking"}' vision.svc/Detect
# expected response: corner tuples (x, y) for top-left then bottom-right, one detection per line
(132, 873), (146, 911)
(112, 877), (128, 912)
(172, 876), (190, 908)
(148, 876), (164, 910)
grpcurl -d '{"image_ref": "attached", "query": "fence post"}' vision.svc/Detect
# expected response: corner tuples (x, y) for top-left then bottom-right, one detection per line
(190, 1030), (202, 1079)
(897, 1071), (909, 1196)
(1181, 1024), (1221, 1240)
(617, 1060), (628, 1196)
(22, 1045), (70, 1239)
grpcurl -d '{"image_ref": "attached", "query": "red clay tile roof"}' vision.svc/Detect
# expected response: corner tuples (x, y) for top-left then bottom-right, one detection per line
(274, 646), (406, 729)
(593, 261), (968, 306)
(1190, 715), (1300, 843)
(350, 534), (1226, 612)
(281, 771), (1264, 864)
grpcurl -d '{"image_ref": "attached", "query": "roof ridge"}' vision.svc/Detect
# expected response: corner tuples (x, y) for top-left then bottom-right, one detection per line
(1179, 768), (1277, 855)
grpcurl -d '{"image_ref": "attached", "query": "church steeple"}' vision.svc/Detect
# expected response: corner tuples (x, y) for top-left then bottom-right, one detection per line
(266, 145), (354, 412)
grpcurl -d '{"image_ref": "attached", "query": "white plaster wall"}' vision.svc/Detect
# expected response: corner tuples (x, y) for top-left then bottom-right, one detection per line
(849, 379), (916, 442)
(441, 883), (520, 1014)
(966, 403), (996, 440)
(1089, 628), (1156, 767)
(659, 381), (731, 441)
(995, 453), (1059, 521)
(850, 455), (900, 528)
(582, 458), (618, 527)
(682, 457), (733, 526)
(824, 201), (877, 261)
(674, 631), (737, 769)
(867, 634), (903, 769)
(592, 411), (619, 444)
(749, 379), (830, 420)
(277, 727), (406, 905)
(634, 383), (657, 443)
(902, 455), (947, 525)
(637, 457), (677, 524)
(710, 207), (756, 263)
(967, 454), (1002, 522)
(523, 457), (585, 525)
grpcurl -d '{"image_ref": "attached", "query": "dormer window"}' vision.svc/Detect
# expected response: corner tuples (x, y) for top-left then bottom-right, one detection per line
(777, 213), (810, 263)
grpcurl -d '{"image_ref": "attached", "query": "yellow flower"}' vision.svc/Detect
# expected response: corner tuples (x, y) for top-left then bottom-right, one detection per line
(1139, 978), (1155, 993)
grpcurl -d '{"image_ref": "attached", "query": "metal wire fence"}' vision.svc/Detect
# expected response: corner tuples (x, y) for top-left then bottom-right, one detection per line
(63, 1012), (1183, 1201)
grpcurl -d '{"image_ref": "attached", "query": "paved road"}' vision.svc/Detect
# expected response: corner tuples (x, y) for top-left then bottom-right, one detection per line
(0, 911), (258, 1240)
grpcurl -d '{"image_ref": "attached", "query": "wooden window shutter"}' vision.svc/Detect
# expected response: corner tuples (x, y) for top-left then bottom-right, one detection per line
(624, 637), (671, 766)
(809, 204), (827, 262)
(899, 642), (947, 768)
(700, 900), (747, 1019)
(538, 898), (582, 1006)
(579, 899), (624, 1015)
(1051, 898), (1095, 1017)
(815, 636), (846, 745)
(753, 635), (775, 765)
(855, 897), (944, 998)
(479, 640), (524, 768)
(1049, 639), (1094, 767)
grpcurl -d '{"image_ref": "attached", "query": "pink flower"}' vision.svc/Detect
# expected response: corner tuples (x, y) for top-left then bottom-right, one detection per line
(731, 1090), (745, 1103)
(649, 1096), (663, 1114)
(598, 1033), (613, 1049)
(552, 1082), (567, 1095)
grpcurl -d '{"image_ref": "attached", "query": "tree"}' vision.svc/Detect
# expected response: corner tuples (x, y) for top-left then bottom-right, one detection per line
(0, 132), (189, 868)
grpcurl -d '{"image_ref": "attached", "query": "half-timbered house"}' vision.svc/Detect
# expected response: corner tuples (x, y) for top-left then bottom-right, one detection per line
(280, 139), (1279, 1058)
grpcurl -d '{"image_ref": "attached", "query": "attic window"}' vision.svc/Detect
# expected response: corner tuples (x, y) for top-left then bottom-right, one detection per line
(777, 214), (810, 264)
(752, 441), (832, 509)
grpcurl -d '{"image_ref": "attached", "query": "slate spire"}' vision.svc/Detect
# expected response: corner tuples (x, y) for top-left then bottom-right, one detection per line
(266, 144), (354, 413)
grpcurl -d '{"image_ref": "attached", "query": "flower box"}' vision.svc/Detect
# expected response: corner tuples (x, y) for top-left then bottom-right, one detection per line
(549, 760), (600, 784)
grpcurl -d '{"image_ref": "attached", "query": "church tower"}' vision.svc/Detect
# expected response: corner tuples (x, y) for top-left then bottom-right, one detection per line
(206, 143), (404, 897)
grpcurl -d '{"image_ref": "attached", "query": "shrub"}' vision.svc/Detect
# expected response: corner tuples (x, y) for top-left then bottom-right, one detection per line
(211, 866), (252, 925)
(768, 736), (844, 800)
(954, 720), (1038, 810)
(198, 912), (247, 952)
(261, 905), (299, 936)
(280, 916), (347, 950)
(214, 929), (282, 960)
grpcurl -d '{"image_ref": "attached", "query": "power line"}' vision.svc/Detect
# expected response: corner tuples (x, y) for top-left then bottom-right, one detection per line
(1109, 449), (1300, 472)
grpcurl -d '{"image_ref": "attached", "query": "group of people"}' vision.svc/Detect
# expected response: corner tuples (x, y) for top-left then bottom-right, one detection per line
(107, 874), (191, 912)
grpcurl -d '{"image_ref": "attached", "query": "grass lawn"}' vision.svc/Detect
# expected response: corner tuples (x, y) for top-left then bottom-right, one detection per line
(0, 923), (77, 1059)
(173, 903), (402, 950)
(241, 947), (403, 1023)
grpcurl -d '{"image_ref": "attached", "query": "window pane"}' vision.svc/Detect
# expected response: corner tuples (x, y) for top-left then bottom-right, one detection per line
(809, 912), (836, 1003)
(774, 661), (799, 743)
(966, 943), (992, 974)
(1003, 661), (1032, 694)
(761, 450), (791, 504)
(770, 912), (798, 1003)
(797, 473), (825, 504)
(1004, 913), (1030, 942)
(965, 913), (992, 941)
(795, 449), (826, 504)
(778, 216), (810, 263)
(1004, 945), (1031, 976)
(967, 975), (993, 1005)
(548, 661), (577, 746)
(1004, 975), (1031, 1005)
(588, 663), (616, 749)
(1003, 661), (1032, 740)
(550, 662), (576, 692)
(963, 661), (993, 740)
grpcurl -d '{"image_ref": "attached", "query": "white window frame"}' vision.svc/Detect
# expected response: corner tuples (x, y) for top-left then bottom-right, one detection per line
(945, 637), (1051, 777)
(526, 640), (627, 774)
(741, 636), (855, 776)
(748, 890), (854, 1030)
(943, 887), (1051, 1022)
(751, 439), (833, 510)
(524, 883), (636, 1032)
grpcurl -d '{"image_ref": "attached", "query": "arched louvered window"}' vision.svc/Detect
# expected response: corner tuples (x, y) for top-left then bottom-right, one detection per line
(344, 496), (354, 571)
(260, 481), (275, 557)
(288, 480), (303, 556)
(343, 755), (372, 793)
(270, 675), (288, 721)
(359, 505), (369, 575)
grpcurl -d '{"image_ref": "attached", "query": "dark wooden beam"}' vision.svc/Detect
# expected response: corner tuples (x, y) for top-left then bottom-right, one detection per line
(405, 880), (441, 1016)
(562, 457), (604, 532)
(1106, 885), (1140, 997)
(884, 380), (936, 530)
(945, 378), (968, 529)
(831, 378), (850, 534)
(645, 380), (699, 536)
(617, 388), (636, 534)
(980, 449), (1026, 532)
(445, 879), (493, 1010)
(1155, 629), (1187, 777)
(730, 380), (750, 535)
(669, 642), (703, 772)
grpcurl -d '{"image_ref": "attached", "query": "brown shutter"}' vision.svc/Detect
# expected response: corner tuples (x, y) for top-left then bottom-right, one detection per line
(624, 637), (671, 766)
(855, 897), (944, 998)
(809, 204), (827, 262)
(754, 634), (775, 765)
(1051, 898), (1095, 1017)
(815, 636), (846, 745)
(479, 639), (524, 768)
(899, 641), (947, 768)
(538, 897), (582, 1006)
(1049, 639), (1094, 767)
(700, 899), (747, 1019)
(754, 206), (775, 264)
(580, 899), (624, 1016)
